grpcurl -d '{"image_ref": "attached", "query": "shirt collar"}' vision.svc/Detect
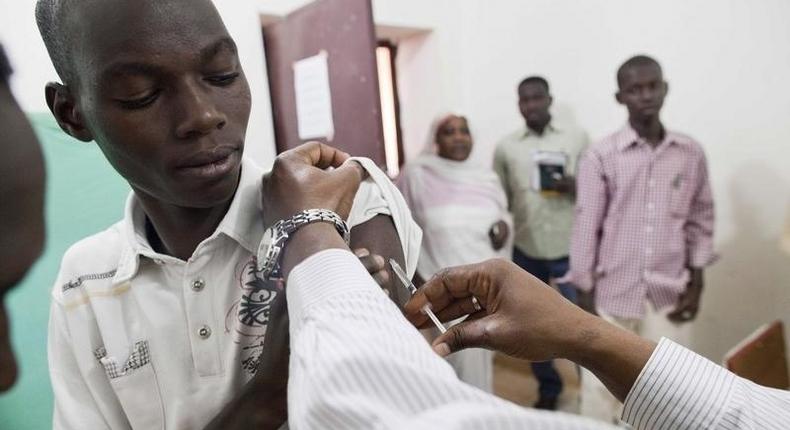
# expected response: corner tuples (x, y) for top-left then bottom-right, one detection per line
(616, 123), (691, 151)
(114, 157), (265, 283)
(522, 121), (561, 138)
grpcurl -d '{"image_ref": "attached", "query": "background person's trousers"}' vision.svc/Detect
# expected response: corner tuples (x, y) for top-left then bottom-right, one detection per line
(580, 303), (692, 424)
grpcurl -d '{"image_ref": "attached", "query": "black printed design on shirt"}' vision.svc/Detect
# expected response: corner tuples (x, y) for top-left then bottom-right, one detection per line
(225, 256), (282, 375)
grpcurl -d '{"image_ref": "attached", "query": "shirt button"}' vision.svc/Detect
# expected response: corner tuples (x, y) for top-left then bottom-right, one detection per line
(645, 226), (654, 233)
(645, 248), (653, 256)
(192, 278), (205, 292)
(198, 325), (212, 339)
(647, 203), (655, 211)
(153, 259), (165, 265)
(648, 179), (656, 188)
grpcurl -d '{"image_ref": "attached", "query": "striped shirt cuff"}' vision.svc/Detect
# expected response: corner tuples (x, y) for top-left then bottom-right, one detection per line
(622, 338), (736, 430)
(287, 249), (376, 330)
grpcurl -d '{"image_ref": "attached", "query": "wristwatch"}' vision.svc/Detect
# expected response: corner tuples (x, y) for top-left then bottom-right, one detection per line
(257, 209), (350, 280)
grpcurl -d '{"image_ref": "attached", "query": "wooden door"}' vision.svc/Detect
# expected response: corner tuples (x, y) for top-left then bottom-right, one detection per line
(263, 0), (386, 166)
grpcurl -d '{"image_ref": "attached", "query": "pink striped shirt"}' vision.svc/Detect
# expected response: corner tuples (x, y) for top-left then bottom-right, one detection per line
(569, 124), (716, 319)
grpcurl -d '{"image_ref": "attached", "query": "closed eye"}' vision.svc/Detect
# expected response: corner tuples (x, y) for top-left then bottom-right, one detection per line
(205, 72), (240, 86)
(116, 90), (160, 110)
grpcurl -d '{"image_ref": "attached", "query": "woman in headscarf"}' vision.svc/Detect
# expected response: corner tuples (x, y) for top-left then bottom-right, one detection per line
(397, 113), (512, 392)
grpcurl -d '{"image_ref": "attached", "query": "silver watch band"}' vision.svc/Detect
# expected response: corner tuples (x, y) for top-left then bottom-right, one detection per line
(259, 209), (350, 280)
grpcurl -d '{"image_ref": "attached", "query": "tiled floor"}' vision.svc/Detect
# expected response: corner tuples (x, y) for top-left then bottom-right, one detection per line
(493, 353), (581, 414)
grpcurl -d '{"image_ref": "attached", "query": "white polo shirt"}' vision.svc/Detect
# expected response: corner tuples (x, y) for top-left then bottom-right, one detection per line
(48, 158), (420, 430)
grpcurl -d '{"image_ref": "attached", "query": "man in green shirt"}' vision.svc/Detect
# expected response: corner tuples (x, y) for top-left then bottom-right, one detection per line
(493, 76), (589, 410)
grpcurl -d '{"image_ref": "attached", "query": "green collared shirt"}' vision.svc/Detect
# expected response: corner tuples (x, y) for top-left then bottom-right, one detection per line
(494, 122), (589, 259)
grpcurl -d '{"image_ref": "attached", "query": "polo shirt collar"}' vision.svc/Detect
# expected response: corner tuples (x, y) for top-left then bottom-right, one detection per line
(114, 157), (264, 283)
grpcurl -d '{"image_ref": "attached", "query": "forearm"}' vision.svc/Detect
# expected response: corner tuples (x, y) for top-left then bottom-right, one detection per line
(683, 267), (703, 302)
(562, 314), (656, 402)
(688, 267), (703, 290)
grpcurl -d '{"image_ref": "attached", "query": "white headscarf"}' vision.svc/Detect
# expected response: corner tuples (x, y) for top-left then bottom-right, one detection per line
(411, 113), (501, 186)
(397, 113), (512, 277)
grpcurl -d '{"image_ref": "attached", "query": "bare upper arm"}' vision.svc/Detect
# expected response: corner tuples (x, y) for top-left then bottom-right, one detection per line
(350, 214), (410, 308)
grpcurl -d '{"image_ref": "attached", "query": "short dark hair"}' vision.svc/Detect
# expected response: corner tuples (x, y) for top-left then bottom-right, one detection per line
(617, 55), (662, 88)
(518, 76), (550, 93)
(35, 0), (74, 85)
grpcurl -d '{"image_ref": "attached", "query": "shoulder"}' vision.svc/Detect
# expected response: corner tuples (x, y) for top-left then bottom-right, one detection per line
(348, 158), (401, 226)
(585, 133), (621, 158)
(52, 222), (126, 303)
(348, 157), (423, 276)
(669, 130), (707, 157)
(495, 129), (525, 150)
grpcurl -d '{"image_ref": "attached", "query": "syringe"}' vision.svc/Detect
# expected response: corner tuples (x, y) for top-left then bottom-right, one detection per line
(389, 259), (446, 334)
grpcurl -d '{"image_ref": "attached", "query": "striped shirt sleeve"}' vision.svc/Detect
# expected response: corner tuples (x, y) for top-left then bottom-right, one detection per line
(286, 249), (615, 430)
(623, 337), (790, 430)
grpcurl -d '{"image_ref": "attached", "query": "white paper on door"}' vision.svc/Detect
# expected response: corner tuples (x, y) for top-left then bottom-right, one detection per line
(293, 51), (335, 141)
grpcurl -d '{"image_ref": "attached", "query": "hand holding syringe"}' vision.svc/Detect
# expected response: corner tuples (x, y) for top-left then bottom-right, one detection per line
(389, 259), (446, 334)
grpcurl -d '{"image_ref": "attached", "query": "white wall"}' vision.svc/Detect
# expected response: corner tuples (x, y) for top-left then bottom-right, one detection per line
(2, 0), (789, 361)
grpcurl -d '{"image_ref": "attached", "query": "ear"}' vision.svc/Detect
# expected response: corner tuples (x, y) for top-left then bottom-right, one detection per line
(662, 81), (670, 97)
(44, 83), (93, 142)
(547, 95), (554, 108)
(614, 90), (624, 105)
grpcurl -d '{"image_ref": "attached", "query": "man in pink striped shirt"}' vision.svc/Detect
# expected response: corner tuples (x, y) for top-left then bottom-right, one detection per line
(569, 55), (717, 423)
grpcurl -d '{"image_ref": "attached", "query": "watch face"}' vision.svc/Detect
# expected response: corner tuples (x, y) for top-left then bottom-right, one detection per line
(256, 227), (275, 272)
(262, 226), (274, 248)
